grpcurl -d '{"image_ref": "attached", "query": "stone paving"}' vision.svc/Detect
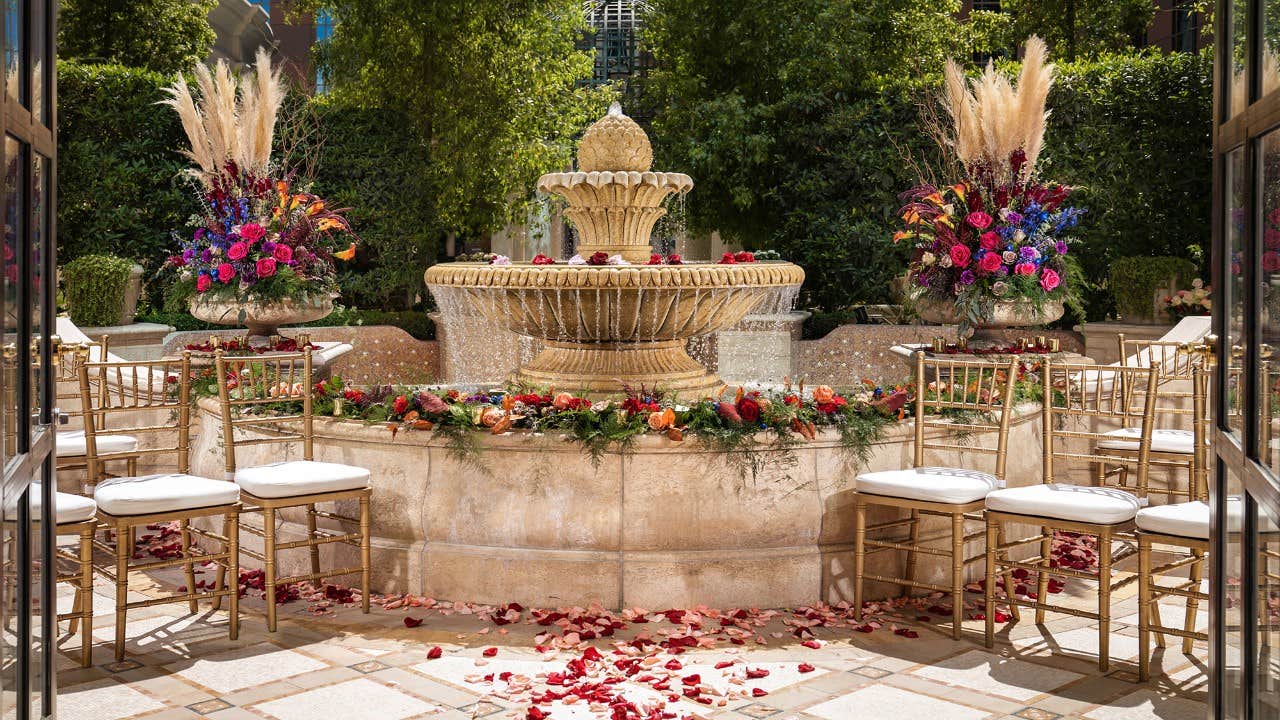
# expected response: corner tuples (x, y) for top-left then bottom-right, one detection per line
(50, 549), (1212, 720)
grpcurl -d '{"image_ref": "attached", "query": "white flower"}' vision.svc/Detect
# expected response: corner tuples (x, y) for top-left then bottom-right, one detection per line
(1013, 229), (1026, 243)
(491, 254), (511, 266)
(939, 254), (953, 268)
(568, 254), (586, 265)
(607, 254), (629, 266)
(1002, 251), (1017, 264)
(921, 252), (936, 266)
(1192, 278), (1204, 289)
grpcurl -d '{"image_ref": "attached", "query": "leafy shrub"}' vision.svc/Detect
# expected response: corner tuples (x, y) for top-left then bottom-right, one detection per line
(1108, 256), (1199, 322)
(61, 254), (137, 326)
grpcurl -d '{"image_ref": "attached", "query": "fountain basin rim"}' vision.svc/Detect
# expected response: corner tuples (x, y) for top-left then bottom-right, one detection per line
(424, 261), (806, 289)
(536, 170), (693, 191)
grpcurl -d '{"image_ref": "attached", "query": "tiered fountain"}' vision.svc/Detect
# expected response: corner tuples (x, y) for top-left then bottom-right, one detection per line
(424, 104), (805, 397)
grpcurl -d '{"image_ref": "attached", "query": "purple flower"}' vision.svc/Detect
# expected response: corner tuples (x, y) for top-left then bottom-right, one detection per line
(959, 269), (976, 285)
(1005, 211), (1023, 225)
(1055, 241), (1069, 255)
(200, 248), (213, 263)
(262, 240), (277, 254)
(1019, 246), (1039, 261)
(194, 228), (206, 241)
(181, 248), (195, 262)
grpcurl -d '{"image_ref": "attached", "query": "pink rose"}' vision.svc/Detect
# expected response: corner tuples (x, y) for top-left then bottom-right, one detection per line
(1269, 208), (1280, 226)
(1015, 262), (1037, 276)
(273, 244), (293, 263)
(948, 244), (971, 268)
(1039, 267), (1061, 291)
(979, 231), (1000, 250)
(977, 252), (1003, 274)
(965, 211), (993, 230)
(1267, 229), (1280, 249)
(256, 257), (277, 278)
(217, 263), (236, 283)
(240, 223), (266, 242)
(227, 242), (248, 260)
(1265, 251), (1280, 272)
(196, 274), (212, 292)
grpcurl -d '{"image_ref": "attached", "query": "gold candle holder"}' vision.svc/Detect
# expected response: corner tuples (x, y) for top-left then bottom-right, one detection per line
(957, 336), (968, 350)
(1048, 338), (1061, 353)
(332, 397), (345, 417)
(1035, 335), (1047, 349)
(269, 334), (281, 348)
(1016, 337), (1028, 352)
(209, 335), (220, 349)
(298, 333), (311, 348)
(932, 336), (946, 353)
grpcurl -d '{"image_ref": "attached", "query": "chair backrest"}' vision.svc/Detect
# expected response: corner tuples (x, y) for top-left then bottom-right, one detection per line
(913, 352), (1021, 480)
(79, 353), (194, 483)
(56, 336), (109, 431)
(214, 349), (314, 477)
(1042, 360), (1160, 496)
(1116, 336), (1199, 382)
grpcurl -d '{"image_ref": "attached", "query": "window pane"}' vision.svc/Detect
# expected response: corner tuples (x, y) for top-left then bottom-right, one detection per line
(1257, 498), (1280, 717)
(1229, 0), (1250, 118)
(30, 0), (44, 125)
(3, 0), (22, 104)
(29, 153), (45, 431)
(1228, 147), (1247, 438)
(1224, 469), (1246, 718)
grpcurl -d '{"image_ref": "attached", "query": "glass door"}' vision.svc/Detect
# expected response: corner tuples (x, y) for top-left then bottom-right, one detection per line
(0, 0), (58, 717)
(1211, 0), (1280, 716)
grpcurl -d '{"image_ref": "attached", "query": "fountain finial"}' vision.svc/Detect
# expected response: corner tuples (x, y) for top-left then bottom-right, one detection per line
(577, 102), (652, 172)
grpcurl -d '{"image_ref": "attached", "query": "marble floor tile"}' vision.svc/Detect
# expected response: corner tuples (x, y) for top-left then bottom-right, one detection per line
(56, 678), (167, 720)
(171, 642), (329, 694)
(912, 650), (1085, 702)
(805, 683), (992, 720)
(1081, 689), (1208, 720)
(250, 678), (442, 720)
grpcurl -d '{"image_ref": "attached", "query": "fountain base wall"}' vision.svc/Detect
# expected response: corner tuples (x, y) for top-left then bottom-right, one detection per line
(189, 398), (1054, 608)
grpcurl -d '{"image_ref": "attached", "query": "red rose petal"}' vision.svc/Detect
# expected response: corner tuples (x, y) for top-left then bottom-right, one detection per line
(427, 646), (443, 659)
(801, 639), (822, 649)
(482, 646), (498, 657)
(752, 687), (769, 697)
(403, 616), (423, 628)
(798, 663), (816, 673)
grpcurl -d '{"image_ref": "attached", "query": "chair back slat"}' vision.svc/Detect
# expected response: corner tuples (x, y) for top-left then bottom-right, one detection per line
(78, 353), (194, 482)
(913, 352), (1021, 480)
(214, 349), (314, 477)
(1042, 360), (1160, 497)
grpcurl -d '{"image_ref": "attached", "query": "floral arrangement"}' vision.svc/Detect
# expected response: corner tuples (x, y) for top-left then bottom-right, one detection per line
(1162, 278), (1211, 319)
(161, 50), (357, 306)
(894, 37), (1083, 330)
(447, 250), (786, 267)
(182, 336), (319, 355)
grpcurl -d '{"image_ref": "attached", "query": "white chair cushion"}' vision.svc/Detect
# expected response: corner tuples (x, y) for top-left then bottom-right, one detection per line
(1136, 501), (1210, 539)
(56, 430), (139, 458)
(4, 485), (98, 524)
(985, 483), (1142, 524)
(1097, 427), (1196, 454)
(856, 467), (1001, 504)
(94, 474), (239, 516)
(234, 460), (370, 499)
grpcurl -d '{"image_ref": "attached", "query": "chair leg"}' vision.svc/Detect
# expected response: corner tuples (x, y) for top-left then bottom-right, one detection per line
(1183, 548), (1205, 655)
(359, 494), (371, 615)
(227, 511), (239, 641)
(1036, 526), (1051, 625)
(985, 516), (997, 648)
(1138, 535), (1152, 682)
(1098, 528), (1114, 673)
(997, 525), (1020, 622)
(853, 498), (867, 622)
(79, 526), (95, 667)
(902, 509), (920, 597)
(306, 503), (321, 585)
(113, 521), (130, 662)
(950, 512), (964, 640)
(180, 520), (198, 614)
(263, 506), (278, 633)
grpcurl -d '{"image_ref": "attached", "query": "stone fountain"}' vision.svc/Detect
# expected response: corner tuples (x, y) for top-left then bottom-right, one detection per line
(424, 104), (805, 397)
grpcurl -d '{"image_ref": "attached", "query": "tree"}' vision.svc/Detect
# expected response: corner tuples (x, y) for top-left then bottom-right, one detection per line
(302, 0), (610, 234)
(59, 0), (217, 75)
(997, 0), (1155, 62)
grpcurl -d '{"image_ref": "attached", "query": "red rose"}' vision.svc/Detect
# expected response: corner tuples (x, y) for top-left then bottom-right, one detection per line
(274, 244), (293, 263)
(737, 397), (761, 423)
(532, 253), (556, 265)
(949, 244), (971, 268)
(783, 394), (800, 406)
(666, 254), (683, 265)
(734, 251), (755, 263)
(227, 242), (248, 261)
(169, 254), (186, 267)
(217, 263), (236, 282)
(966, 211), (993, 230)
(977, 252), (1002, 274)
(648, 253), (663, 265)
(255, 257), (277, 278)
(1265, 251), (1280, 272)
(240, 223), (266, 242)
(196, 274), (212, 292)
(719, 252), (737, 264)
(587, 251), (610, 265)
(979, 231), (1000, 250)
(393, 395), (409, 415)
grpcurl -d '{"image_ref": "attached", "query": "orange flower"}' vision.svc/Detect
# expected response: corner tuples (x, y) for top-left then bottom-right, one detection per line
(307, 200), (326, 216)
(552, 392), (575, 411)
(647, 408), (675, 431)
(317, 217), (344, 232)
(334, 243), (357, 261)
(812, 385), (835, 404)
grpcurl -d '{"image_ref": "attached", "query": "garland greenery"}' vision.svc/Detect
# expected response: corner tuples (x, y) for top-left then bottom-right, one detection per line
(1108, 256), (1198, 321)
(61, 254), (137, 326)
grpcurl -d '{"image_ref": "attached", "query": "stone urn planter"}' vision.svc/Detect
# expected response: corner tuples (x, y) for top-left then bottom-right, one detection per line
(915, 297), (1064, 339)
(189, 295), (334, 337)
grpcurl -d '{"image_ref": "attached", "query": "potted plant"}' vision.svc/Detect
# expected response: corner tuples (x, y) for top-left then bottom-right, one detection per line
(893, 37), (1083, 337)
(160, 50), (357, 337)
(61, 254), (145, 327)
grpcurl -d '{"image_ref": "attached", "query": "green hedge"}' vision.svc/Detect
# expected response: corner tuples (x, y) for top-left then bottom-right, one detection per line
(57, 60), (440, 314)
(61, 254), (136, 326)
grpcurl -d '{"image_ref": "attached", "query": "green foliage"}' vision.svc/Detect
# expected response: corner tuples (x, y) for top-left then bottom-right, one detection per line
(302, 0), (611, 232)
(1108, 256), (1199, 321)
(642, 6), (1211, 318)
(59, 0), (217, 74)
(998, 0), (1157, 62)
(57, 61), (199, 270)
(1045, 50), (1211, 318)
(305, 99), (440, 309)
(61, 254), (136, 327)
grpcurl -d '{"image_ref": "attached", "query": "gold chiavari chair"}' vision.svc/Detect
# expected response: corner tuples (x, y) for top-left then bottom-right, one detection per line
(54, 335), (141, 488)
(1104, 337), (1207, 502)
(984, 361), (1159, 671)
(853, 354), (1021, 639)
(80, 352), (240, 661)
(214, 348), (371, 632)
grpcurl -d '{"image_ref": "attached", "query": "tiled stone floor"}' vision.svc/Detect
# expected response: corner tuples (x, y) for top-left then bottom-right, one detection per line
(52, 560), (1210, 720)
